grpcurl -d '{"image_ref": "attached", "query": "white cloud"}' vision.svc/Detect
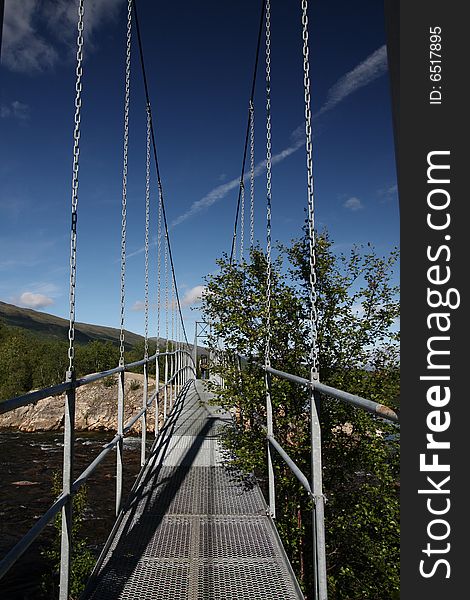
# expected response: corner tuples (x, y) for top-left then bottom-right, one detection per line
(343, 197), (364, 211)
(2, 0), (123, 74)
(16, 291), (54, 309)
(377, 184), (398, 203)
(172, 46), (387, 227)
(131, 300), (145, 312)
(181, 285), (206, 307)
(0, 101), (30, 120)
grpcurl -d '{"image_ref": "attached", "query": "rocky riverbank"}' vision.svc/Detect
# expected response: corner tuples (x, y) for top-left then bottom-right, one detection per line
(0, 373), (160, 433)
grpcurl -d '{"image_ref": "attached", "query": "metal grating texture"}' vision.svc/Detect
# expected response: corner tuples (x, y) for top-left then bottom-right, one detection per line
(84, 380), (303, 600)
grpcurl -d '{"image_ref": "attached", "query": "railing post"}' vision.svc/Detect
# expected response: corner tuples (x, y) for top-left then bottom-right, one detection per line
(163, 354), (168, 422)
(177, 349), (181, 396)
(116, 369), (124, 516)
(59, 370), (75, 600)
(265, 371), (276, 518)
(170, 352), (174, 410)
(141, 360), (148, 467)
(193, 331), (197, 377)
(175, 349), (179, 399)
(311, 389), (327, 600)
(155, 353), (160, 437)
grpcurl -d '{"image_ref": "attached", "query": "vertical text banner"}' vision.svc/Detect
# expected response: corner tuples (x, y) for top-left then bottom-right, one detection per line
(398, 1), (467, 598)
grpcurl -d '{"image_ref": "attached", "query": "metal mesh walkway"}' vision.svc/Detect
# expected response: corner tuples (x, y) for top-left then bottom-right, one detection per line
(83, 380), (303, 600)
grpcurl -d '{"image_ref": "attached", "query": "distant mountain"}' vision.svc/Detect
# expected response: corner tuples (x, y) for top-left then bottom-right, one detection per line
(0, 301), (145, 349)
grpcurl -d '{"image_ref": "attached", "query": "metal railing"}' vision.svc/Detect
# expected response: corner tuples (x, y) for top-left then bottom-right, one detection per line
(0, 348), (196, 599)
(234, 354), (399, 600)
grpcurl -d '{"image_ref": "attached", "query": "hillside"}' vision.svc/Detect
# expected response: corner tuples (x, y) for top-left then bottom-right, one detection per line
(0, 301), (145, 349)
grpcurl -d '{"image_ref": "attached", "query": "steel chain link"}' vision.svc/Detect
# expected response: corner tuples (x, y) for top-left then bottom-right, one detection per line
(156, 181), (163, 352)
(240, 179), (245, 262)
(119, 0), (132, 366)
(301, 0), (319, 380)
(164, 233), (169, 353)
(249, 100), (255, 248)
(67, 0), (85, 372)
(265, 0), (272, 369)
(144, 106), (151, 359)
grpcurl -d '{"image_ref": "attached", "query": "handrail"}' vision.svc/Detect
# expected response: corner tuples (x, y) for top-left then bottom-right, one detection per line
(238, 354), (399, 423)
(0, 348), (196, 583)
(0, 349), (190, 415)
(225, 351), (399, 600)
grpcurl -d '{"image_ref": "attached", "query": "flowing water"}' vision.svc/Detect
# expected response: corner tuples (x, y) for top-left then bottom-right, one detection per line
(0, 430), (151, 599)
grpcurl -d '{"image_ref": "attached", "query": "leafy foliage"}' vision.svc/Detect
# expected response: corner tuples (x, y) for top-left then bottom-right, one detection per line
(0, 325), (165, 401)
(202, 230), (400, 599)
(41, 472), (95, 599)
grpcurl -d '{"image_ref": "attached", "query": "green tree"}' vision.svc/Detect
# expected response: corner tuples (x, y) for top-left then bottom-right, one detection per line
(202, 230), (399, 599)
(0, 330), (34, 399)
(41, 472), (95, 599)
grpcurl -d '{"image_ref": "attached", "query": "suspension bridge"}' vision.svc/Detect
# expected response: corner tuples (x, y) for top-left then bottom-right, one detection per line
(0, 1), (399, 599)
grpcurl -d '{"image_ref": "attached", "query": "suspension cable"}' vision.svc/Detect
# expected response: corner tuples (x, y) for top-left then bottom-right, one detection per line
(265, 0), (272, 370)
(144, 105), (151, 360)
(133, 0), (189, 346)
(119, 0), (132, 367)
(66, 0), (84, 375)
(229, 0), (265, 265)
(301, 0), (319, 380)
(156, 180), (163, 354)
(165, 233), (169, 355)
(249, 100), (255, 248)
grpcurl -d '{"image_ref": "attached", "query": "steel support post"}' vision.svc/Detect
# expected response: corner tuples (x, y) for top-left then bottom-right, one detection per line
(265, 371), (276, 518)
(176, 350), (180, 398)
(178, 350), (182, 394)
(163, 355), (168, 422)
(59, 370), (75, 600)
(170, 353), (174, 410)
(116, 369), (124, 516)
(193, 331), (197, 377)
(310, 390), (327, 600)
(141, 361), (148, 467)
(155, 354), (160, 437)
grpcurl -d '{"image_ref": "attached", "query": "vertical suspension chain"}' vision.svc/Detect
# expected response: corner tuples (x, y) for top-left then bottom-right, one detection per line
(301, 4), (327, 599)
(249, 100), (255, 248)
(264, 0), (275, 520)
(265, 0), (272, 371)
(144, 105), (151, 359)
(156, 181), (163, 353)
(301, 0), (319, 381)
(155, 178), (163, 434)
(120, 0), (133, 367)
(67, 0), (84, 374)
(164, 233), (169, 354)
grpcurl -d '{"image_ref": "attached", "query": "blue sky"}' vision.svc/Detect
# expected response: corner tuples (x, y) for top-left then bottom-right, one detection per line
(0, 0), (398, 345)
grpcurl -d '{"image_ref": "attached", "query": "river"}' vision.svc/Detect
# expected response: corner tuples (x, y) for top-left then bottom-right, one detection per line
(0, 429), (152, 599)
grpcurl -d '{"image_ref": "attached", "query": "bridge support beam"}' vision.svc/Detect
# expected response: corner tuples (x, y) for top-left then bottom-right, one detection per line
(265, 371), (276, 518)
(59, 370), (75, 600)
(163, 355), (168, 422)
(310, 390), (328, 600)
(155, 353), (160, 437)
(141, 361), (148, 466)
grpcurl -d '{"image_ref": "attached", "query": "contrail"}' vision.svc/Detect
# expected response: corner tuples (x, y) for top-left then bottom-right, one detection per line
(172, 45), (388, 227)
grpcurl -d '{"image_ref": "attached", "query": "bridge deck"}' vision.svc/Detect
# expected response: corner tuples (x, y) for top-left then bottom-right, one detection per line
(83, 380), (303, 600)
